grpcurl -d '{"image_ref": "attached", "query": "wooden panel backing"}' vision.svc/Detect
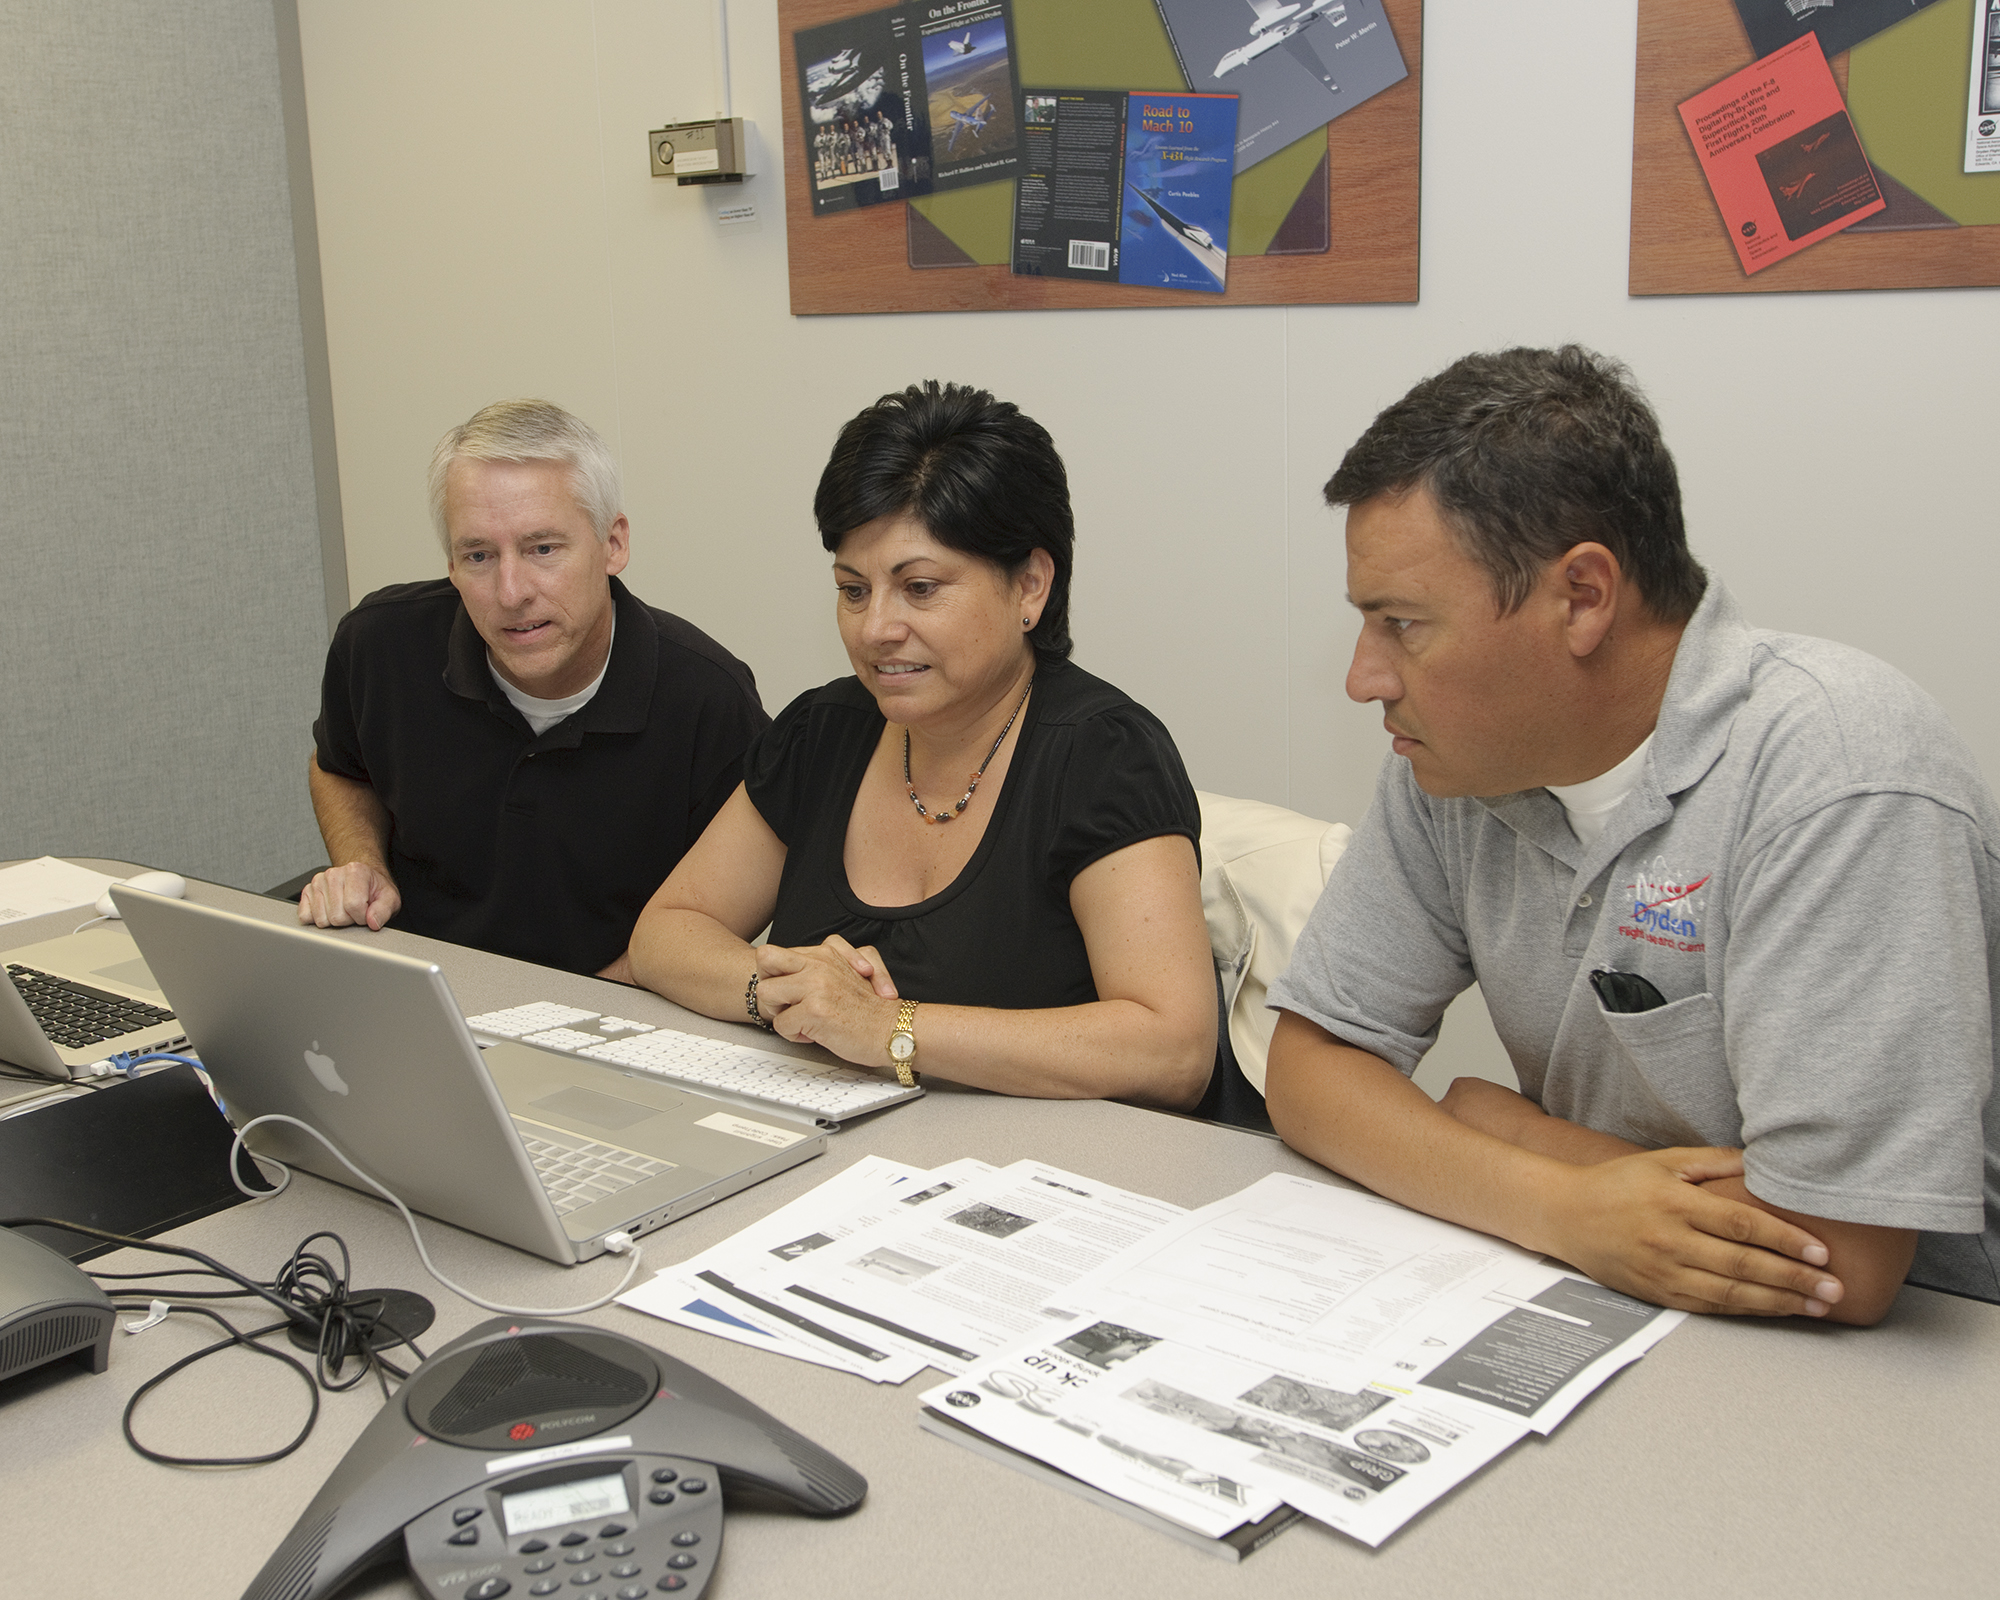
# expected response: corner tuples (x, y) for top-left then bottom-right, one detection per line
(1630, 0), (2000, 294)
(780, 0), (1423, 313)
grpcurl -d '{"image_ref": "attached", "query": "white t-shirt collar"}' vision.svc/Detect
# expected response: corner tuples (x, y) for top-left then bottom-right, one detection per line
(488, 617), (615, 737)
(1546, 732), (1654, 848)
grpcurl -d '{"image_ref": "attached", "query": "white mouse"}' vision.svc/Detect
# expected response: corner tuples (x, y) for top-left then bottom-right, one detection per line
(97, 870), (188, 919)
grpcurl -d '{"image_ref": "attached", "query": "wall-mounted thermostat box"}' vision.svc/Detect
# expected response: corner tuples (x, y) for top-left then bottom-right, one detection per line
(649, 118), (749, 184)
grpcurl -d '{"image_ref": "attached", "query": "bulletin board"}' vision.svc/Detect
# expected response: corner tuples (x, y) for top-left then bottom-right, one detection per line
(779, 0), (1423, 314)
(1630, 0), (2000, 294)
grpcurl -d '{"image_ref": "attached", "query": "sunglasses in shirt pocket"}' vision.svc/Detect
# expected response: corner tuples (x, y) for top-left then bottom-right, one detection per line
(1592, 987), (1743, 1151)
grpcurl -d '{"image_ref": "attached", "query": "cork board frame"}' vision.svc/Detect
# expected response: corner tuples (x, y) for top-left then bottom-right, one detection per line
(1630, 0), (2000, 294)
(779, 0), (1423, 314)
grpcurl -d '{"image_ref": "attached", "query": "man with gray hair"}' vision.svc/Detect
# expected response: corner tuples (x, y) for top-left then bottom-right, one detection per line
(1267, 346), (2000, 1325)
(300, 398), (767, 977)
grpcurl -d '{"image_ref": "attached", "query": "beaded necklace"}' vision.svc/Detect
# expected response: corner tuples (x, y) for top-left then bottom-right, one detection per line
(903, 675), (1033, 824)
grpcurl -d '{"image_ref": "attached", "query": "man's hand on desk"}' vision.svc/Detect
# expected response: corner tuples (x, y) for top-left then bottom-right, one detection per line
(1265, 1017), (1922, 1325)
(1533, 1147), (1844, 1320)
(298, 861), (402, 932)
(1439, 1074), (1915, 1325)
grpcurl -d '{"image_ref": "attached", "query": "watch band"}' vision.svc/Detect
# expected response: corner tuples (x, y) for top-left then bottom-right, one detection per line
(888, 998), (919, 1087)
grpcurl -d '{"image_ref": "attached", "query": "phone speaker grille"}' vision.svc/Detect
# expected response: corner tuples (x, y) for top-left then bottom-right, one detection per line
(0, 1309), (112, 1382)
(419, 1333), (653, 1440)
(243, 1509), (335, 1600)
(771, 1428), (868, 1514)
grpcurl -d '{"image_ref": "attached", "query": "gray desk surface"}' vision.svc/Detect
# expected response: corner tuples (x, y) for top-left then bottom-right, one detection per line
(2, 869), (1993, 1599)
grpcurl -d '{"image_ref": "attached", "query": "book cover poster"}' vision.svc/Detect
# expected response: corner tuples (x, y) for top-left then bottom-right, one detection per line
(1731, 0), (1945, 62)
(919, 1), (1022, 190)
(1967, 0), (2000, 173)
(1152, 0), (1406, 176)
(1118, 92), (1239, 291)
(1677, 34), (1885, 274)
(1013, 90), (1131, 282)
(797, 6), (932, 215)
(1011, 88), (1237, 292)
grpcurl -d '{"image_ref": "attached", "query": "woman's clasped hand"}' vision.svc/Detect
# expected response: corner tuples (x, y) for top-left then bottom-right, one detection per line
(750, 933), (902, 1059)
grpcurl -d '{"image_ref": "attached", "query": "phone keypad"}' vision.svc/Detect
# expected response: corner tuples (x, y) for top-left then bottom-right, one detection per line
(405, 1457), (721, 1600)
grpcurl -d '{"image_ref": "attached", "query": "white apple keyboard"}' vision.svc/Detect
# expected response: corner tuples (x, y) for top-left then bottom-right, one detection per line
(464, 1002), (922, 1128)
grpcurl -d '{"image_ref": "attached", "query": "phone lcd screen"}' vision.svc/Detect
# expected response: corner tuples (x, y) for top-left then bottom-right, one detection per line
(501, 1472), (631, 1536)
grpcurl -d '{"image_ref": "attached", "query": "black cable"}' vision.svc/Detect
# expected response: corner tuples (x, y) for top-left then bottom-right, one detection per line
(271, 1231), (426, 1391)
(1, 1217), (324, 1336)
(2, 1216), (429, 1465)
(113, 1303), (322, 1467)
(86, 1266), (260, 1297)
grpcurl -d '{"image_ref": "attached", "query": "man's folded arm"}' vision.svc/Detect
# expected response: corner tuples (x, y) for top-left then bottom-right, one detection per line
(301, 752), (402, 931)
(1434, 1074), (1917, 1324)
(1264, 1010), (1852, 1320)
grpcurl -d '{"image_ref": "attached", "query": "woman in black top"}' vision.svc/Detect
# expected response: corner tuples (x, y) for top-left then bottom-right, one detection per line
(628, 382), (1215, 1107)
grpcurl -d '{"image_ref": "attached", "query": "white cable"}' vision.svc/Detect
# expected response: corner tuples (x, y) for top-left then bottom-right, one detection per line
(230, 1114), (645, 1317)
(716, 0), (732, 118)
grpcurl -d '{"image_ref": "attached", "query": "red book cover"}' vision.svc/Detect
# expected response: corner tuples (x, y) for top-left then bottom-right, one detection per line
(1676, 34), (1885, 276)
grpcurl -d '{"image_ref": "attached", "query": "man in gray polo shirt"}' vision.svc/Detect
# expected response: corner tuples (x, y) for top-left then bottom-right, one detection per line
(1267, 346), (1999, 1324)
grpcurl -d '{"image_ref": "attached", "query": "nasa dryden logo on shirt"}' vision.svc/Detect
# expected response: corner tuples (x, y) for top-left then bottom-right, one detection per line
(1621, 861), (1710, 955)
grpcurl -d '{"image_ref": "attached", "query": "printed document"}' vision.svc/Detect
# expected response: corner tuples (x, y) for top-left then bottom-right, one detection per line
(624, 1155), (1686, 1548)
(760, 1159), (1188, 1375)
(925, 1173), (1683, 1547)
(0, 857), (120, 926)
(619, 1154), (962, 1381)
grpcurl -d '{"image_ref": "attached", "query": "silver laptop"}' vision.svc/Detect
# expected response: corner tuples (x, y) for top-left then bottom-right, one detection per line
(112, 890), (825, 1264)
(0, 925), (189, 1079)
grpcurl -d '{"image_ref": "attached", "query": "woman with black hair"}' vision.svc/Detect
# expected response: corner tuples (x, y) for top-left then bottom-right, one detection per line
(628, 381), (1214, 1107)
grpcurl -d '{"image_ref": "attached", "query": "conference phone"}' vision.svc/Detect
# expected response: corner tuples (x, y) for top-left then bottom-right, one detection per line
(243, 1318), (866, 1600)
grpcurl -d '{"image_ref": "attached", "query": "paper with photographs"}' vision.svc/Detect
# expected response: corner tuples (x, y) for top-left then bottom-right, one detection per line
(624, 1156), (1186, 1381)
(755, 1159), (1189, 1374)
(618, 1154), (976, 1381)
(922, 1311), (1526, 1547)
(923, 1173), (1684, 1546)
(1059, 1173), (1683, 1437)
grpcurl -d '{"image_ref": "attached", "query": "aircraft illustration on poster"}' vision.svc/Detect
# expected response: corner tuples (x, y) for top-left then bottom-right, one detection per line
(1216, 0), (1348, 85)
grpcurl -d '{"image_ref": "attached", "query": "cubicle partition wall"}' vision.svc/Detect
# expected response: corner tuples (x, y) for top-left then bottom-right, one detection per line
(0, 0), (340, 892)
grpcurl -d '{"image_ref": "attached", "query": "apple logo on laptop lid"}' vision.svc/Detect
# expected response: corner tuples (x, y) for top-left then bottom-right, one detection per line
(303, 1040), (349, 1095)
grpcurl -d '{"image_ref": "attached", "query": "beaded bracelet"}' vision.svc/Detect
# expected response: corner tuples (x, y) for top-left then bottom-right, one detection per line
(745, 971), (776, 1031)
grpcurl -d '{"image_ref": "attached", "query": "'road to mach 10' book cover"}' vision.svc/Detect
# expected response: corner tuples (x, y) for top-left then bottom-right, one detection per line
(1011, 89), (1237, 293)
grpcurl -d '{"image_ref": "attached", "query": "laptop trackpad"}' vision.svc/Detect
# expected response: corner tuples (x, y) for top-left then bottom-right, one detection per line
(91, 957), (164, 993)
(530, 1084), (672, 1131)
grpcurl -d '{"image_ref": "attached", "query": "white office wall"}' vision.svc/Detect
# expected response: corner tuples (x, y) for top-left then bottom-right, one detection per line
(295, 0), (1999, 1088)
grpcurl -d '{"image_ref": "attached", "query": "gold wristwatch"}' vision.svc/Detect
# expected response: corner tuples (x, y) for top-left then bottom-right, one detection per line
(888, 999), (919, 1087)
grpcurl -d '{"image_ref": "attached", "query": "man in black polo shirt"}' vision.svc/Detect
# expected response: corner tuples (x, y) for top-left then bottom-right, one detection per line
(300, 399), (768, 977)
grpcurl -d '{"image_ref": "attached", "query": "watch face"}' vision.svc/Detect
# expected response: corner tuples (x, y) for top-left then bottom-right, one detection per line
(889, 1033), (915, 1062)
